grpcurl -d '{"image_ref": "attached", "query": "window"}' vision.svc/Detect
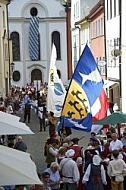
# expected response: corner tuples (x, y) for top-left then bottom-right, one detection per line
(110, 0), (112, 19)
(95, 21), (97, 37)
(76, 2), (79, 19)
(74, 1), (79, 20)
(3, 11), (5, 28)
(92, 23), (95, 38)
(117, 0), (120, 15)
(30, 7), (38, 16)
(52, 31), (61, 60)
(97, 20), (100, 36)
(114, 0), (116, 17)
(106, 0), (109, 20)
(100, 18), (104, 35)
(12, 71), (20, 82)
(10, 32), (20, 61)
(74, 4), (76, 20)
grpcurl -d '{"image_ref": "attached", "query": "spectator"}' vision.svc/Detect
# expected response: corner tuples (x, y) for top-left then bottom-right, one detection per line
(44, 162), (61, 190)
(14, 136), (27, 152)
(41, 172), (51, 190)
(107, 149), (126, 190)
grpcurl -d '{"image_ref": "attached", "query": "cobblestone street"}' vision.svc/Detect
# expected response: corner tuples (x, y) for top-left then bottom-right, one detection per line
(16, 109), (91, 174)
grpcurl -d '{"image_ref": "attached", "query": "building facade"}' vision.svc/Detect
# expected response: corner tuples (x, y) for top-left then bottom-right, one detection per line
(105, 0), (121, 109)
(8, 0), (68, 87)
(71, 0), (99, 71)
(0, 0), (12, 97)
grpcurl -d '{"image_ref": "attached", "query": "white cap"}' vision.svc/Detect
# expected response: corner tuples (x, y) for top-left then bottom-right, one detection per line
(65, 149), (75, 158)
(93, 155), (101, 165)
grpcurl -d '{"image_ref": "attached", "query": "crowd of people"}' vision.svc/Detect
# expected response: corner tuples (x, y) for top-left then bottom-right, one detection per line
(1, 84), (126, 190)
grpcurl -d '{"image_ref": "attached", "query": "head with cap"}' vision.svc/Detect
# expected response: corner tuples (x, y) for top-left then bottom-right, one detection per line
(93, 155), (102, 165)
(76, 157), (82, 165)
(90, 137), (99, 147)
(65, 149), (75, 158)
(71, 137), (79, 144)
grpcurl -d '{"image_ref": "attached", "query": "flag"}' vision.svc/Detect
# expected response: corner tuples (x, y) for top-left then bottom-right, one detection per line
(59, 44), (108, 132)
(29, 16), (39, 60)
(19, 94), (36, 109)
(47, 44), (66, 117)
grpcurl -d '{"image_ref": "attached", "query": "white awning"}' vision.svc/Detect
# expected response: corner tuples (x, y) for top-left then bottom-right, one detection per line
(104, 80), (119, 89)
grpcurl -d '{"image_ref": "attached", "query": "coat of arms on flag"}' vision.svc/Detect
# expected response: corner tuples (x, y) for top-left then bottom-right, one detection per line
(58, 44), (108, 132)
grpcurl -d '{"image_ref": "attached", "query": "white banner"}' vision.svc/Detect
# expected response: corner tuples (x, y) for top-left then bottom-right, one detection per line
(47, 44), (66, 117)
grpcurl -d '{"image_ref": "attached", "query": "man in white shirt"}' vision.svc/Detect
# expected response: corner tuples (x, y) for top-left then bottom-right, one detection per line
(59, 149), (80, 190)
(109, 133), (123, 159)
(107, 149), (126, 190)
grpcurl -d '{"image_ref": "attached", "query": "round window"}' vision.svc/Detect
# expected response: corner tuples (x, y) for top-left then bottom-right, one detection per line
(12, 71), (20, 82)
(30, 7), (38, 16)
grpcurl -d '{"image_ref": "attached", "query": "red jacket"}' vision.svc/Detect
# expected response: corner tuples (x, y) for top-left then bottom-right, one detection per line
(70, 145), (82, 161)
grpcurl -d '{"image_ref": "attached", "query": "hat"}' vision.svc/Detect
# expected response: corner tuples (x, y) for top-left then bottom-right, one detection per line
(90, 137), (99, 142)
(71, 138), (79, 142)
(76, 157), (82, 165)
(93, 155), (102, 165)
(65, 149), (75, 158)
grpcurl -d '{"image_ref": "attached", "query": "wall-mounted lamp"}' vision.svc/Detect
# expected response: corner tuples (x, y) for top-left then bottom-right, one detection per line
(11, 62), (15, 72)
(60, 0), (71, 12)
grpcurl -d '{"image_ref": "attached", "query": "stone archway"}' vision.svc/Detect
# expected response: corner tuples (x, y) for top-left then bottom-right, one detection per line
(31, 69), (42, 83)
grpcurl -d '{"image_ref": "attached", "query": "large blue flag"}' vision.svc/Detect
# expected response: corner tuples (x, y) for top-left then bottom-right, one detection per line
(58, 44), (108, 132)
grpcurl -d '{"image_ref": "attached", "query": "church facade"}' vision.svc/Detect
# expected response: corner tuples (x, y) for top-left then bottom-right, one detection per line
(8, 0), (68, 87)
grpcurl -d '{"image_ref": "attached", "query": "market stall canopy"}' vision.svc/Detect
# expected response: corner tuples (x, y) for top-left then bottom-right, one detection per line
(0, 145), (42, 186)
(0, 111), (34, 135)
(93, 111), (126, 125)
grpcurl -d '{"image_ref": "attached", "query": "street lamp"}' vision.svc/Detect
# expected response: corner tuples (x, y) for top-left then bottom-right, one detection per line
(60, 0), (72, 79)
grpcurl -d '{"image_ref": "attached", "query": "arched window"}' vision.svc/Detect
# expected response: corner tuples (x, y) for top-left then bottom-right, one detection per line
(12, 71), (21, 82)
(30, 7), (38, 16)
(52, 31), (61, 60)
(10, 32), (20, 61)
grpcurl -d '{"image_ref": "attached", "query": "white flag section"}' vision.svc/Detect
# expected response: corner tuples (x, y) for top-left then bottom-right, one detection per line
(47, 44), (66, 117)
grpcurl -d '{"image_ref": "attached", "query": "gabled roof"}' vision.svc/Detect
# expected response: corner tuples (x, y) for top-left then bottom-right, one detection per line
(87, 0), (104, 19)
(75, 0), (103, 25)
